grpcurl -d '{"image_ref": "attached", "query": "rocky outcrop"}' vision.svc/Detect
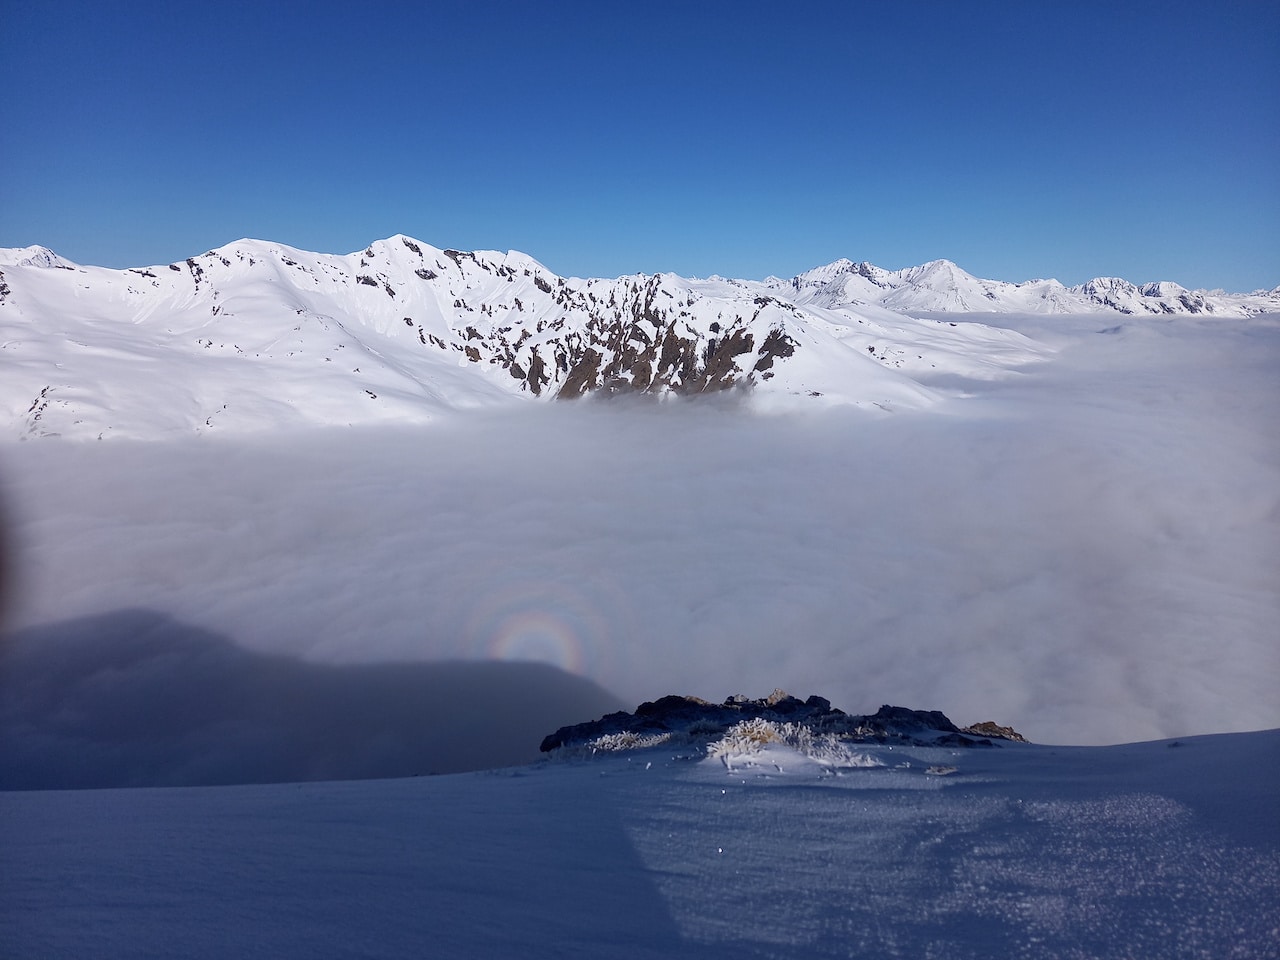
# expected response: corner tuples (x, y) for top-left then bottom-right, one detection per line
(961, 720), (1028, 742)
(539, 690), (1016, 753)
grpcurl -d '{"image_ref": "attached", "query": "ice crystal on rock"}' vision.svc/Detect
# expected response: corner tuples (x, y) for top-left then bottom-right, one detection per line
(705, 718), (886, 769)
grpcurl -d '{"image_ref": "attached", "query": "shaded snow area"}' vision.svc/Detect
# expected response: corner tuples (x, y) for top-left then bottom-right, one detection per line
(3, 729), (1277, 958)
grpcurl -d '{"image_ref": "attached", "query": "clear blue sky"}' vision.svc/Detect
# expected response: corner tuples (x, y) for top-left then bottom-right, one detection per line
(3, 0), (1276, 290)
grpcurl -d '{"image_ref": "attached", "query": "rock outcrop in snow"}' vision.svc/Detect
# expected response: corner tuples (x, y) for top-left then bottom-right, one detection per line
(540, 690), (1026, 755)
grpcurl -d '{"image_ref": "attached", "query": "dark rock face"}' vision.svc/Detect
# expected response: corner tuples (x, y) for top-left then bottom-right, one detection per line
(539, 690), (1009, 753)
(961, 721), (1028, 742)
(752, 328), (796, 374)
(400, 259), (802, 401)
(550, 308), (780, 400)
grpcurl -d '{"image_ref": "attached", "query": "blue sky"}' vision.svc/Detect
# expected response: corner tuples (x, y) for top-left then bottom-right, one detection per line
(3, 0), (1276, 290)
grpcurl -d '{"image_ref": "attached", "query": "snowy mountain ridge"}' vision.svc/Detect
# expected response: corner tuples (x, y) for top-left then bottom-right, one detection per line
(774, 255), (1280, 316)
(1, 236), (1274, 439)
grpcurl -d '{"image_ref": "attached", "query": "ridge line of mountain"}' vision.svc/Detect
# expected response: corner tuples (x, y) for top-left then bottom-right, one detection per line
(3, 236), (1277, 304)
(1, 235), (1275, 439)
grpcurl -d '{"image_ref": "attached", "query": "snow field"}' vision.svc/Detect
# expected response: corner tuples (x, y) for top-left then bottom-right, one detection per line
(3, 730), (1276, 958)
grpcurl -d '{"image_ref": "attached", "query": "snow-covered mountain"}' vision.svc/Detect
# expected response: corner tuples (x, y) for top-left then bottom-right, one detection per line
(773, 256), (1280, 317)
(1, 237), (1274, 439)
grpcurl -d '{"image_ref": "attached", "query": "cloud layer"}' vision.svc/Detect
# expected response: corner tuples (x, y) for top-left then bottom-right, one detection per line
(2, 314), (1277, 776)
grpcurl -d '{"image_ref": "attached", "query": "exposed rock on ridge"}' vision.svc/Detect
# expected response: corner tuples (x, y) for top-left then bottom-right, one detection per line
(3, 234), (1269, 439)
(540, 690), (1025, 753)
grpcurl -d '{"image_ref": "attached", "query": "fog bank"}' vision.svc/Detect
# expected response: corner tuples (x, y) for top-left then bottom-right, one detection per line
(2, 314), (1277, 756)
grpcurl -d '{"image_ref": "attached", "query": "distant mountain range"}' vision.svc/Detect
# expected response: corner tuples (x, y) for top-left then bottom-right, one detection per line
(2, 237), (1275, 439)
(769, 256), (1279, 316)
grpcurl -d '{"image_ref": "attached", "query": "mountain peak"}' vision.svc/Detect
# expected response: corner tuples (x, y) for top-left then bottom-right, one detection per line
(0, 245), (77, 269)
(896, 259), (977, 284)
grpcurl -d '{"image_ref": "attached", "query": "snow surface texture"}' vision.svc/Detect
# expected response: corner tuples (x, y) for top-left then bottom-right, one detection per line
(3, 729), (1277, 959)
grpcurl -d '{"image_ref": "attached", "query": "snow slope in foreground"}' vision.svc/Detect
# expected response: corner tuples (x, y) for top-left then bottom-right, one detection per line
(3, 728), (1277, 959)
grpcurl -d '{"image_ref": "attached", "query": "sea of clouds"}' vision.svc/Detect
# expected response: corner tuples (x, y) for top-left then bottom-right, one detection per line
(1, 313), (1276, 786)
